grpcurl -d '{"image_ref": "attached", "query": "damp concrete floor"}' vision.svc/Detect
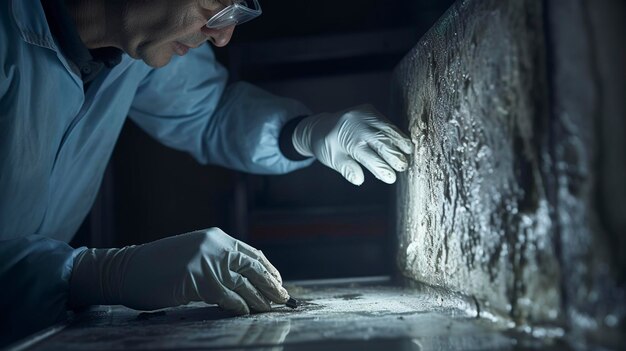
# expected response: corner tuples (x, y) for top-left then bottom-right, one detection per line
(13, 277), (577, 351)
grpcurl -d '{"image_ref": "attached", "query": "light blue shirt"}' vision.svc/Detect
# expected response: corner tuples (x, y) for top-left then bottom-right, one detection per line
(0, 0), (312, 342)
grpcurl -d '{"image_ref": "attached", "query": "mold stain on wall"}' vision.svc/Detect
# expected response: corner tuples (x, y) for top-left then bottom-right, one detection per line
(393, 0), (560, 325)
(393, 0), (626, 340)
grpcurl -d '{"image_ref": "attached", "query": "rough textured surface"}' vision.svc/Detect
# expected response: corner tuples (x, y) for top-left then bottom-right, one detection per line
(393, 0), (625, 340)
(394, 0), (558, 324)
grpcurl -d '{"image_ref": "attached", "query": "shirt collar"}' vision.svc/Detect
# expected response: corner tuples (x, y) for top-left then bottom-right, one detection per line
(10, 0), (57, 50)
(10, 0), (123, 83)
(40, 0), (123, 83)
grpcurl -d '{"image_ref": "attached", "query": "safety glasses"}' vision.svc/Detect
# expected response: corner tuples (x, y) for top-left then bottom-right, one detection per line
(206, 0), (263, 29)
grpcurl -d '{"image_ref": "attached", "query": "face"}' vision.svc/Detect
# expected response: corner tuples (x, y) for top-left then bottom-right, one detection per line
(116, 0), (236, 68)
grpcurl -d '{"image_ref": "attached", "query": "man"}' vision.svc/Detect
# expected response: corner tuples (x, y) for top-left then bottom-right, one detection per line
(0, 0), (413, 343)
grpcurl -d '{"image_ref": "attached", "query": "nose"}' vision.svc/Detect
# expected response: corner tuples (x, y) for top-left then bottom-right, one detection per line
(202, 25), (235, 47)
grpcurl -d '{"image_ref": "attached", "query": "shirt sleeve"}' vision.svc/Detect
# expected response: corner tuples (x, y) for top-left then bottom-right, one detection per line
(128, 45), (314, 175)
(0, 236), (86, 344)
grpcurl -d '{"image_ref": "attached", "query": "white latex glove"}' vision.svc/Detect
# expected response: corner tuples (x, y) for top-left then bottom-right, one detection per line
(292, 104), (414, 185)
(69, 228), (288, 315)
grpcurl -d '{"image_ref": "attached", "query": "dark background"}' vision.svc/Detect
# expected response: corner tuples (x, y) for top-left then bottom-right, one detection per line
(72, 0), (455, 280)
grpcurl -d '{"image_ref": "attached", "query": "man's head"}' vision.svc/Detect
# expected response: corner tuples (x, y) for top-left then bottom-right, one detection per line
(70, 0), (242, 68)
(116, 0), (236, 67)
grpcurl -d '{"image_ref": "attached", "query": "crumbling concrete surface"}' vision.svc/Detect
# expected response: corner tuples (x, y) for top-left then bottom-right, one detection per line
(393, 0), (625, 342)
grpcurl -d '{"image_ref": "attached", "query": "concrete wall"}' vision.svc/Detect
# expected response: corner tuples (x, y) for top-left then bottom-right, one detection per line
(393, 0), (625, 337)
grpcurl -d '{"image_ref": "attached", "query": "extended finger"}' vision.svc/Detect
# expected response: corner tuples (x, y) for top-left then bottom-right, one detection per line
(325, 153), (365, 186)
(213, 286), (250, 315)
(367, 134), (409, 172)
(367, 119), (414, 155)
(257, 251), (283, 285)
(234, 242), (284, 285)
(233, 252), (290, 304)
(351, 146), (397, 184)
(231, 274), (272, 313)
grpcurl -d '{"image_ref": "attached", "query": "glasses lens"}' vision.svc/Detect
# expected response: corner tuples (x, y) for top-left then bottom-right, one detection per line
(206, 0), (262, 29)
(236, 0), (260, 10)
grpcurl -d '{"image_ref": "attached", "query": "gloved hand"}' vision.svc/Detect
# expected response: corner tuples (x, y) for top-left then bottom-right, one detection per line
(292, 104), (414, 185)
(69, 228), (288, 315)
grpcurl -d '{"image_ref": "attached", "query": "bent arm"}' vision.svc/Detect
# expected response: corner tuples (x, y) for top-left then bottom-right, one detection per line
(129, 45), (314, 175)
